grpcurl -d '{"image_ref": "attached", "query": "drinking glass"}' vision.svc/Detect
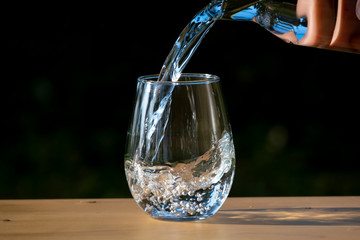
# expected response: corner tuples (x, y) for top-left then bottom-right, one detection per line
(125, 73), (235, 221)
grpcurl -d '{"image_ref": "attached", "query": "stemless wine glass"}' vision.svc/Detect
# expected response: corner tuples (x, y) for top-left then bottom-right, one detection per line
(125, 73), (235, 221)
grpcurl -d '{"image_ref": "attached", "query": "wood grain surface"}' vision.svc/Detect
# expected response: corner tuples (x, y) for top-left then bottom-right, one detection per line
(1, 197), (359, 239)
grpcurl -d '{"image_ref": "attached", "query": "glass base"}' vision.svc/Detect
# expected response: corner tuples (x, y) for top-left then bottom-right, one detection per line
(151, 214), (213, 222)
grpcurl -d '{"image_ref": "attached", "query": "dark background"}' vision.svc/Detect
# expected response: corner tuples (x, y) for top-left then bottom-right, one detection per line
(2, 1), (359, 198)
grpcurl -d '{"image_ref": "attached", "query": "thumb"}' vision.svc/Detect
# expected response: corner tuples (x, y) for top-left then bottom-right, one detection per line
(357, 0), (360, 20)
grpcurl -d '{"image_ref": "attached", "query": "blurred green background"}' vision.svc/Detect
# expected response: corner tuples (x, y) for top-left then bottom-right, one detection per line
(2, 1), (359, 199)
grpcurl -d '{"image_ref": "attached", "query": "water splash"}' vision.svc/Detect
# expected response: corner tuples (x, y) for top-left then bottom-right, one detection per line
(125, 132), (235, 219)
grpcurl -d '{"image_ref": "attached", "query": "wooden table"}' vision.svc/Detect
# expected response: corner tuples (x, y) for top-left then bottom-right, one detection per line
(1, 197), (359, 239)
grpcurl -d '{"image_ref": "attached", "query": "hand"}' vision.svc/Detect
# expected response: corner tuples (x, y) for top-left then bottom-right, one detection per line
(357, 0), (360, 20)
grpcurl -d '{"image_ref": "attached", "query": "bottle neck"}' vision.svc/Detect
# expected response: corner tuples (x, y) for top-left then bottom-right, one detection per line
(219, 0), (360, 54)
(220, 0), (260, 21)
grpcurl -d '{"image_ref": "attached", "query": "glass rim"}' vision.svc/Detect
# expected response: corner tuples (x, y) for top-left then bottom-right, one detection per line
(137, 73), (220, 85)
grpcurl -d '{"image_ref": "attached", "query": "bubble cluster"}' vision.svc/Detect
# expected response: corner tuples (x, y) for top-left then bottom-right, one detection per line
(125, 132), (235, 220)
(139, 182), (232, 218)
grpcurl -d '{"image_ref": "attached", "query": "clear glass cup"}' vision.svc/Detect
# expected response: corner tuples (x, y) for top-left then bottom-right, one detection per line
(125, 73), (235, 221)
